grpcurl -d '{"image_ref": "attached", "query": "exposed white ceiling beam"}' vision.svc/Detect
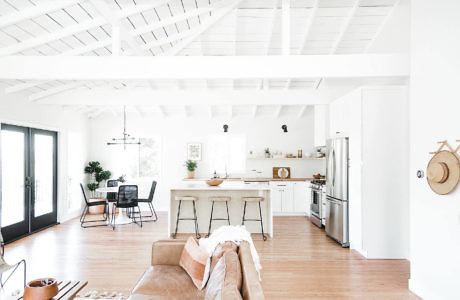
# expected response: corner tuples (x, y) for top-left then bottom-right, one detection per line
(5, 80), (47, 94)
(29, 82), (83, 101)
(286, 0), (320, 89)
(281, 0), (290, 56)
(37, 89), (342, 105)
(297, 105), (308, 118)
(0, 18), (106, 56)
(364, 0), (401, 53)
(274, 105), (283, 118)
(253, 105), (258, 118)
(0, 0), (80, 28)
(0, 54), (410, 80)
(313, 0), (361, 89)
(88, 0), (146, 55)
(166, 0), (244, 56)
(208, 106), (214, 118)
(260, 0), (279, 89)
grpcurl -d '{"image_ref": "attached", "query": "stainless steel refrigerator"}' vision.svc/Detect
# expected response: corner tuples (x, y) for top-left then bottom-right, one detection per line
(325, 137), (349, 247)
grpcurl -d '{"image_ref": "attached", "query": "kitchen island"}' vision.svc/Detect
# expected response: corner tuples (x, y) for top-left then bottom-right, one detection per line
(169, 183), (272, 238)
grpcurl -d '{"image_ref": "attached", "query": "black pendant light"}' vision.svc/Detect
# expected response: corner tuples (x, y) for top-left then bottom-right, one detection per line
(107, 106), (141, 149)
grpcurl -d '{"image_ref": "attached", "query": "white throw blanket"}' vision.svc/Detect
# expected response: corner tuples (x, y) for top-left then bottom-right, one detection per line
(199, 225), (262, 286)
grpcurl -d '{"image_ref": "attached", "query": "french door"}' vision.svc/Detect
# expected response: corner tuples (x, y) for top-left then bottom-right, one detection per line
(0, 124), (57, 243)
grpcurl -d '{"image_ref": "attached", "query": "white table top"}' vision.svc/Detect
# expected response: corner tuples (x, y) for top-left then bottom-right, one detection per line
(170, 183), (271, 191)
(96, 187), (118, 193)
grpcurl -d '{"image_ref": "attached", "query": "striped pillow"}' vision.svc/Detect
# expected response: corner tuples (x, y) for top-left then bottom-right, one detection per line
(179, 237), (209, 290)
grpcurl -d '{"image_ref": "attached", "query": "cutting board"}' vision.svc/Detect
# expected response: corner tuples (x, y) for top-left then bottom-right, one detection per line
(273, 167), (291, 179)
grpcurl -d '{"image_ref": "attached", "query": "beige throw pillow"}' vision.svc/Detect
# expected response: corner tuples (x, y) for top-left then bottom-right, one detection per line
(179, 237), (208, 290)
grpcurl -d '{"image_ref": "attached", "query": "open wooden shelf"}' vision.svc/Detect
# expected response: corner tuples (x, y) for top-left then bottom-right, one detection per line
(247, 157), (325, 161)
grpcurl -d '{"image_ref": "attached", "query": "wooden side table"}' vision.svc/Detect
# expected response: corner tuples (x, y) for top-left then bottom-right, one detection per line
(51, 280), (88, 300)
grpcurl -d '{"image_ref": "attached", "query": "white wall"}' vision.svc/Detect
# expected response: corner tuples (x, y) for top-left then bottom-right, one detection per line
(409, 1), (460, 299)
(88, 109), (325, 211)
(0, 90), (89, 222)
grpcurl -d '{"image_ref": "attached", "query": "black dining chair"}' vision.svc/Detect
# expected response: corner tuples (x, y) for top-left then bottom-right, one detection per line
(111, 185), (142, 230)
(106, 180), (118, 203)
(137, 181), (158, 222)
(80, 183), (109, 228)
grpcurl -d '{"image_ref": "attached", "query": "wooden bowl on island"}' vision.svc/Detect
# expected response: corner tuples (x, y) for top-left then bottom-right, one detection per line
(24, 278), (59, 300)
(206, 179), (224, 186)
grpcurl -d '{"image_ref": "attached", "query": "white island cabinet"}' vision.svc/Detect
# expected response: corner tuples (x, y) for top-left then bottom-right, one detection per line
(270, 181), (309, 216)
(169, 183), (272, 237)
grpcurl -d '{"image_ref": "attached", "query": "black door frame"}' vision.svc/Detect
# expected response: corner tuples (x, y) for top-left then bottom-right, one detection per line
(0, 124), (58, 243)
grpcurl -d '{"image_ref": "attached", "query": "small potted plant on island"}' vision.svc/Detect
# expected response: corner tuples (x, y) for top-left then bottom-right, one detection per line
(184, 160), (198, 179)
(84, 161), (111, 214)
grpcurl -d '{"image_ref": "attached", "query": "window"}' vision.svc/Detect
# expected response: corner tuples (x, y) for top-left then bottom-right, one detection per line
(112, 136), (161, 180)
(208, 134), (246, 175)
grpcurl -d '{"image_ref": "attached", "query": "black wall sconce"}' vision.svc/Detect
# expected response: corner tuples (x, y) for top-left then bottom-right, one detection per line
(223, 124), (228, 132)
(281, 124), (288, 133)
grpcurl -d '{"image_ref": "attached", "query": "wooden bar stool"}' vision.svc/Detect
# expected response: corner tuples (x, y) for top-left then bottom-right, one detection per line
(241, 197), (267, 241)
(206, 196), (231, 237)
(174, 196), (200, 239)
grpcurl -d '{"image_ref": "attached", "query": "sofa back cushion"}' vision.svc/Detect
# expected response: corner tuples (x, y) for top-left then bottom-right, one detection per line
(205, 250), (242, 300)
(238, 242), (265, 300)
(179, 237), (208, 290)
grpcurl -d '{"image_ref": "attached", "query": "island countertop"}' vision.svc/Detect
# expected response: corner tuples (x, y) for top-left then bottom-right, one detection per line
(171, 183), (271, 191)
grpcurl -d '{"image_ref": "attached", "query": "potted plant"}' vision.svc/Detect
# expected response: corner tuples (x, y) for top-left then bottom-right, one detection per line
(84, 161), (111, 214)
(184, 160), (198, 179)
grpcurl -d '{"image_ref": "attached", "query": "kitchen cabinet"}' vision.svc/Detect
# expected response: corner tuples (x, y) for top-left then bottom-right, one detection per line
(271, 182), (308, 215)
(314, 105), (328, 147)
(293, 182), (308, 214)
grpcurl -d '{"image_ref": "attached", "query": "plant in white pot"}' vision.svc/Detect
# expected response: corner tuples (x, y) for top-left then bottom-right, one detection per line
(84, 161), (111, 214)
(184, 160), (198, 179)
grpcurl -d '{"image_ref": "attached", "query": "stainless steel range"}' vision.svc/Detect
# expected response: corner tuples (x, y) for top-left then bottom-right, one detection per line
(310, 179), (325, 228)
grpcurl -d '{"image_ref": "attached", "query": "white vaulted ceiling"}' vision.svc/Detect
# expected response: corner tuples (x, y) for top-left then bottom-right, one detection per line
(0, 0), (404, 118)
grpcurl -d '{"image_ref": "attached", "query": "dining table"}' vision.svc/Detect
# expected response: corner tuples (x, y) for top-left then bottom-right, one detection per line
(95, 186), (133, 225)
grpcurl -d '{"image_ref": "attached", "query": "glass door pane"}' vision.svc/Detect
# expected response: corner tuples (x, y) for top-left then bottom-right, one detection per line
(1, 130), (25, 227)
(33, 134), (54, 217)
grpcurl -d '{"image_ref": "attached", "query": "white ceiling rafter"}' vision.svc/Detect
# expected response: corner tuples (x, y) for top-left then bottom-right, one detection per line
(297, 105), (308, 118)
(313, 0), (361, 89)
(259, 0), (278, 89)
(87, 0), (146, 55)
(0, 18), (107, 56)
(286, 0), (319, 89)
(0, 0), (80, 28)
(29, 81), (83, 101)
(281, 0), (290, 56)
(5, 80), (47, 94)
(166, 0), (245, 56)
(364, 0), (402, 53)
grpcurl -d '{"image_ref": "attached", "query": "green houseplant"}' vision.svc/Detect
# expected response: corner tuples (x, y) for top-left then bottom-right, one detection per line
(184, 160), (198, 179)
(84, 161), (111, 196)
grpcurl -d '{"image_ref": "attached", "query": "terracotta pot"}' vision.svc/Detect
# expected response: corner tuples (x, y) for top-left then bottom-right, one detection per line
(88, 198), (106, 214)
(24, 278), (58, 300)
(187, 171), (195, 179)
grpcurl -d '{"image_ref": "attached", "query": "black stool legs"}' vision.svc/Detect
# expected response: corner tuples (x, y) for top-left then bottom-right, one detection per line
(241, 200), (267, 241)
(206, 201), (231, 238)
(173, 200), (200, 239)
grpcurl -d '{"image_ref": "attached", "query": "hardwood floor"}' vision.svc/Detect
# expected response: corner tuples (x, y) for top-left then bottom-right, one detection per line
(4, 213), (418, 299)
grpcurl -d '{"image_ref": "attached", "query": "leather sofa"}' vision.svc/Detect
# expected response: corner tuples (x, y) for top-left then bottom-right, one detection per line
(128, 239), (265, 300)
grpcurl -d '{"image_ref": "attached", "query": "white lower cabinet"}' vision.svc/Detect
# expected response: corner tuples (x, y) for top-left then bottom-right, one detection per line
(271, 182), (309, 215)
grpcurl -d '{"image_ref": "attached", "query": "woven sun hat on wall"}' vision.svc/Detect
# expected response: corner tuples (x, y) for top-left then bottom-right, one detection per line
(427, 150), (460, 195)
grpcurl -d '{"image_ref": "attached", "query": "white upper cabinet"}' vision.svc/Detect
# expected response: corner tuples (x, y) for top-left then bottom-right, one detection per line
(314, 105), (328, 147)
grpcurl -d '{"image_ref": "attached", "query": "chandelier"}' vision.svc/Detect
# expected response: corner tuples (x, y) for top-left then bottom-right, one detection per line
(107, 106), (140, 149)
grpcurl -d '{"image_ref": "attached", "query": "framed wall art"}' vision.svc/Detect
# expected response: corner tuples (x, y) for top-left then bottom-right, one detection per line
(187, 143), (202, 161)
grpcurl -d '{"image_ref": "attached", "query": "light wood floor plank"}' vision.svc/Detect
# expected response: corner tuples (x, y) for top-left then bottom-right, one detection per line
(4, 213), (419, 299)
